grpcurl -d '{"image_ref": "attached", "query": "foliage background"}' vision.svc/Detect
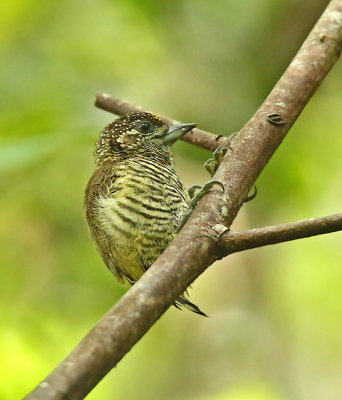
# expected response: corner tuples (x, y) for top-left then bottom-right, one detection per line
(1, 0), (342, 399)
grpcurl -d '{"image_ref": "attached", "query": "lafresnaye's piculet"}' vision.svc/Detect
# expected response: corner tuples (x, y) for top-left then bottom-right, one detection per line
(85, 111), (207, 316)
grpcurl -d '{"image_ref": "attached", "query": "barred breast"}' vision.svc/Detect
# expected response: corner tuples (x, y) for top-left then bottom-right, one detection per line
(88, 156), (189, 283)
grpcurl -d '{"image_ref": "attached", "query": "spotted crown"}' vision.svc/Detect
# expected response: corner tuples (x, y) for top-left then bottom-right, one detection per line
(104, 112), (164, 135)
(94, 112), (166, 163)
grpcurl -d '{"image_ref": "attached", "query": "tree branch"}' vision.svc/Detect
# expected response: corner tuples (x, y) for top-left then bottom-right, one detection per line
(95, 92), (229, 152)
(219, 213), (342, 254)
(25, 1), (342, 399)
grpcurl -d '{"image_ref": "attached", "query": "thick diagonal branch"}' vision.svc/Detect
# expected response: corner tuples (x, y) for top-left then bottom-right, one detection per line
(25, 1), (342, 399)
(219, 213), (342, 254)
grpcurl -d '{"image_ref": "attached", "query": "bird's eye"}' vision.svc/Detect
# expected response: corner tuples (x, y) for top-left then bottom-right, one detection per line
(134, 121), (153, 134)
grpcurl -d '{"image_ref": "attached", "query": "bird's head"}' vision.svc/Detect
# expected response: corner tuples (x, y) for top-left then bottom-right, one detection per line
(95, 112), (196, 163)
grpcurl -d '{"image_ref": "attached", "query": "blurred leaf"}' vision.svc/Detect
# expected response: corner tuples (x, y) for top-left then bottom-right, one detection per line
(0, 134), (65, 173)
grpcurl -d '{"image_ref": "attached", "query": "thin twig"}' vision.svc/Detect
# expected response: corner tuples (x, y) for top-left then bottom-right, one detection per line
(95, 92), (229, 152)
(219, 213), (342, 254)
(25, 1), (342, 399)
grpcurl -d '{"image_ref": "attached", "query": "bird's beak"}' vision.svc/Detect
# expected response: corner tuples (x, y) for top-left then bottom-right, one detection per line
(162, 123), (196, 145)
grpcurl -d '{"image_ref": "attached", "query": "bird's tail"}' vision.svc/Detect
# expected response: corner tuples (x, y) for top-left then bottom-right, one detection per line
(174, 295), (208, 317)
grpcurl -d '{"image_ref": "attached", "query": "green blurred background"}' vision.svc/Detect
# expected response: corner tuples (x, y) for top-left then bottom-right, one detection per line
(1, 0), (342, 399)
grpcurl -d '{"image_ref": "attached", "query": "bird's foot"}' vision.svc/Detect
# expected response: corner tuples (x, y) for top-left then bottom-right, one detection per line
(177, 181), (224, 232)
(204, 144), (231, 177)
(244, 185), (257, 203)
(189, 180), (224, 207)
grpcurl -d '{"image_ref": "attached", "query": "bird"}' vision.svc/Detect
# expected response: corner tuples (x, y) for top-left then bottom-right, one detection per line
(85, 111), (207, 316)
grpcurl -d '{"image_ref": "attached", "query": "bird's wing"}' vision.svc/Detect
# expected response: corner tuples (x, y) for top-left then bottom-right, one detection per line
(84, 164), (128, 282)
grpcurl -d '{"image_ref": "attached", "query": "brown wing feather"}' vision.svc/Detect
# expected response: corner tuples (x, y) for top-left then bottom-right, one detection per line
(84, 163), (126, 282)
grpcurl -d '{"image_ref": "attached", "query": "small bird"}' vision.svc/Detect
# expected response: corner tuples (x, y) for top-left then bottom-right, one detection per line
(85, 111), (207, 316)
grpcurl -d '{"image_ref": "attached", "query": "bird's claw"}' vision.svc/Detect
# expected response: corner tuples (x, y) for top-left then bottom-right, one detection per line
(178, 181), (224, 232)
(204, 159), (219, 177)
(189, 180), (224, 207)
(214, 144), (230, 163)
(204, 144), (231, 177)
(178, 143), (229, 232)
(188, 185), (202, 199)
(244, 185), (257, 203)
